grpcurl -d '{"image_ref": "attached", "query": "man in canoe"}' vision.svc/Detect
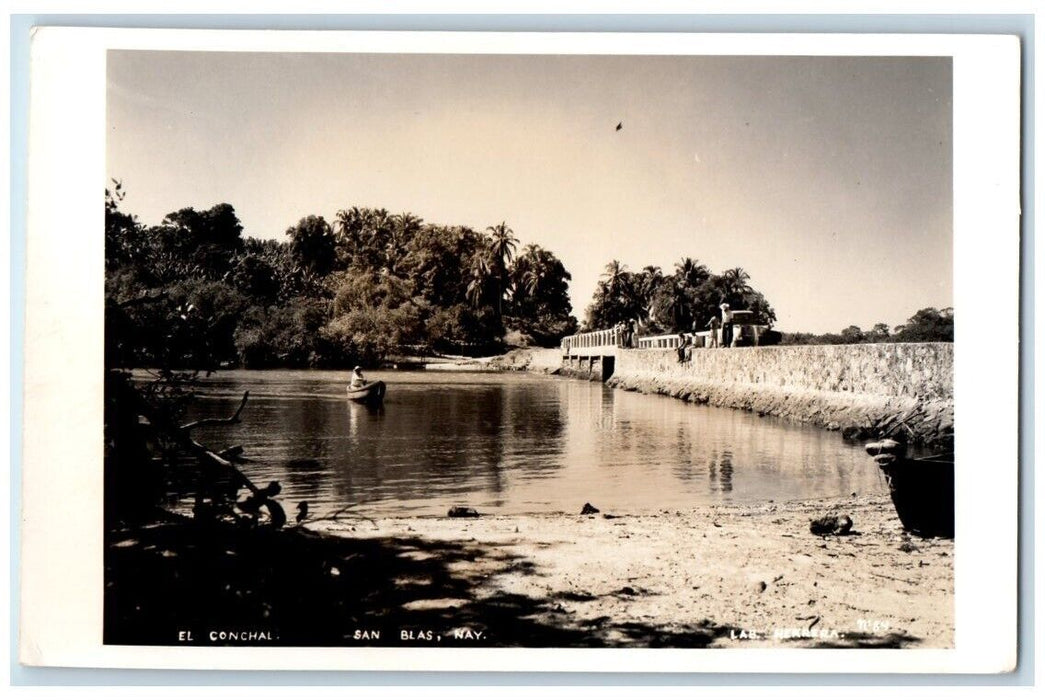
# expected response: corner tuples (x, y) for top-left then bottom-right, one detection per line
(350, 366), (367, 389)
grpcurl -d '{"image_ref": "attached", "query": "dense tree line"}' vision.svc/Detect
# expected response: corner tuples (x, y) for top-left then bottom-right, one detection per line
(780, 307), (954, 345)
(105, 182), (577, 369)
(582, 257), (777, 334)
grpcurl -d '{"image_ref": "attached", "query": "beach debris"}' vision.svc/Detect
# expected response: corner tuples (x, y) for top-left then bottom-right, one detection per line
(580, 502), (600, 515)
(603, 513), (620, 520)
(619, 586), (637, 596)
(615, 121), (623, 131)
(447, 506), (480, 518)
(237, 480), (287, 529)
(809, 515), (853, 536)
(898, 541), (919, 553)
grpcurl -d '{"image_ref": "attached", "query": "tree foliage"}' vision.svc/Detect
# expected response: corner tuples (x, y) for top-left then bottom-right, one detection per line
(105, 186), (578, 367)
(583, 258), (777, 334)
(780, 308), (953, 345)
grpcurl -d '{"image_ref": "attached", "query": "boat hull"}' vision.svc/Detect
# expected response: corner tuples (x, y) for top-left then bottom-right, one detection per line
(346, 380), (386, 404)
(867, 444), (954, 538)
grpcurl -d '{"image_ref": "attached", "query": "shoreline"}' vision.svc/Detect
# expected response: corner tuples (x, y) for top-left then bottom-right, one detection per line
(304, 492), (953, 648)
(107, 492), (953, 648)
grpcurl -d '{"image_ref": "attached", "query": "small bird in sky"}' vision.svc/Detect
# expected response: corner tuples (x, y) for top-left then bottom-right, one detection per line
(615, 122), (623, 131)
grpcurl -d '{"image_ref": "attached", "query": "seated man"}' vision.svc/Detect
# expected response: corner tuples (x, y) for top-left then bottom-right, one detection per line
(350, 366), (366, 388)
(676, 333), (693, 363)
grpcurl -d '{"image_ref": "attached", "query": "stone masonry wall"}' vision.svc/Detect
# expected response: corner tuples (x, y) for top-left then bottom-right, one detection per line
(606, 343), (953, 448)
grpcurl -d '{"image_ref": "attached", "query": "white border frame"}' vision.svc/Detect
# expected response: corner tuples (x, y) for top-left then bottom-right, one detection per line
(20, 28), (1021, 673)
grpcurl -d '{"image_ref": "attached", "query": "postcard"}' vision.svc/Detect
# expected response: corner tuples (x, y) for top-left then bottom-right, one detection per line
(19, 27), (1020, 673)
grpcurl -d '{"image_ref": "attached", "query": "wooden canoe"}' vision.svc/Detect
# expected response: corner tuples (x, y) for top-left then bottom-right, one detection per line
(346, 380), (386, 404)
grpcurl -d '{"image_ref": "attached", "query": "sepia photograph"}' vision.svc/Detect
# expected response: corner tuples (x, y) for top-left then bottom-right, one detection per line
(19, 28), (1021, 673)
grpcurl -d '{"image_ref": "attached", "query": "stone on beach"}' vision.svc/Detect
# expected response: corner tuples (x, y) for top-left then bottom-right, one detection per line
(809, 514), (854, 536)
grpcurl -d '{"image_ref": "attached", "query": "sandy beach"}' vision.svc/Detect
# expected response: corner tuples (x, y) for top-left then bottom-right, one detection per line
(310, 493), (953, 648)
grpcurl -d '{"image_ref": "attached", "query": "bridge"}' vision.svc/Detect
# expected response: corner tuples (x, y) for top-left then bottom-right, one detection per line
(559, 328), (624, 381)
(560, 327), (731, 380)
(560, 328), (710, 357)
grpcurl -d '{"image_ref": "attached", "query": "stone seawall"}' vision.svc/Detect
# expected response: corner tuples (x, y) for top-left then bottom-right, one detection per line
(606, 343), (953, 448)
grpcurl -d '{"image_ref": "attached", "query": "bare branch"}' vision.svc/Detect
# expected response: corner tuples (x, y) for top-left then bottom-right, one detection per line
(301, 501), (379, 529)
(180, 391), (250, 431)
(125, 385), (262, 496)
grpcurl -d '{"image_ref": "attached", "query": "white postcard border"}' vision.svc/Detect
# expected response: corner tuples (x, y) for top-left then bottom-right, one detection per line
(20, 28), (1021, 673)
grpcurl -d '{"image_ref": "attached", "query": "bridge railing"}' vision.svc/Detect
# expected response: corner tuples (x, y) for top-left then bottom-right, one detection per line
(561, 327), (625, 353)
(637, 331), (716, 349)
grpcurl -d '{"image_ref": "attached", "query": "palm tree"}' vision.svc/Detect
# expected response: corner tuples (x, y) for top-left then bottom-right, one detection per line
(674, 257), (710, 289)
(386, 212), (423, 274)
(637, 265), (664, 324)
(485, 222), (518, 319)
(722, 267), (752, 298)
(466, 252), (493, 309)
(514, 244), (542, 299)
(601, 260), (628, 300)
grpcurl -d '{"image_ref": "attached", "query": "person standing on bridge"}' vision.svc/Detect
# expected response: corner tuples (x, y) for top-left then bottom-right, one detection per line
(706, 313), (722, 348)
(720, 303), (734, 348)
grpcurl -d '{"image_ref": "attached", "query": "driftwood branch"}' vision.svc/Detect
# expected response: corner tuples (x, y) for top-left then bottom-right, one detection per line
(128, 385), (261, 496)
(180, 391), (250, 432)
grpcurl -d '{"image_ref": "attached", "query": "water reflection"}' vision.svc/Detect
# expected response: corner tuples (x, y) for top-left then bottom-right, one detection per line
(185, 370), (885, 516)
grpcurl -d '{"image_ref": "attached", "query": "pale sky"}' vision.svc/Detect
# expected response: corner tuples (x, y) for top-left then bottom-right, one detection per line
(107, 51), (951, 334)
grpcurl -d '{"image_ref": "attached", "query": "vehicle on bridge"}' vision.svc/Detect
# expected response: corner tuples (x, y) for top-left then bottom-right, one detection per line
(638, 311), (780, 349)
(725, 310), (781, 347)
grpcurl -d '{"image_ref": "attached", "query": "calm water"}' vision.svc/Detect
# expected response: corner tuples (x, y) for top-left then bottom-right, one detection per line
(182, 369), (887, 517)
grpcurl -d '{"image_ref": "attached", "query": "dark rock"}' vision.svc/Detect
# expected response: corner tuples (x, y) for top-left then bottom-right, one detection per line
(580, 502), (600, 515)
(447, 506), (480, 518)
(755, 581), (767, 593)
(810, 515), (853, 536)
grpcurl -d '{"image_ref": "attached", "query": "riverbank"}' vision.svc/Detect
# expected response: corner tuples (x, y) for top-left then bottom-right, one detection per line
(484, 344), (954, 449)
(105, 493), (953, 648)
